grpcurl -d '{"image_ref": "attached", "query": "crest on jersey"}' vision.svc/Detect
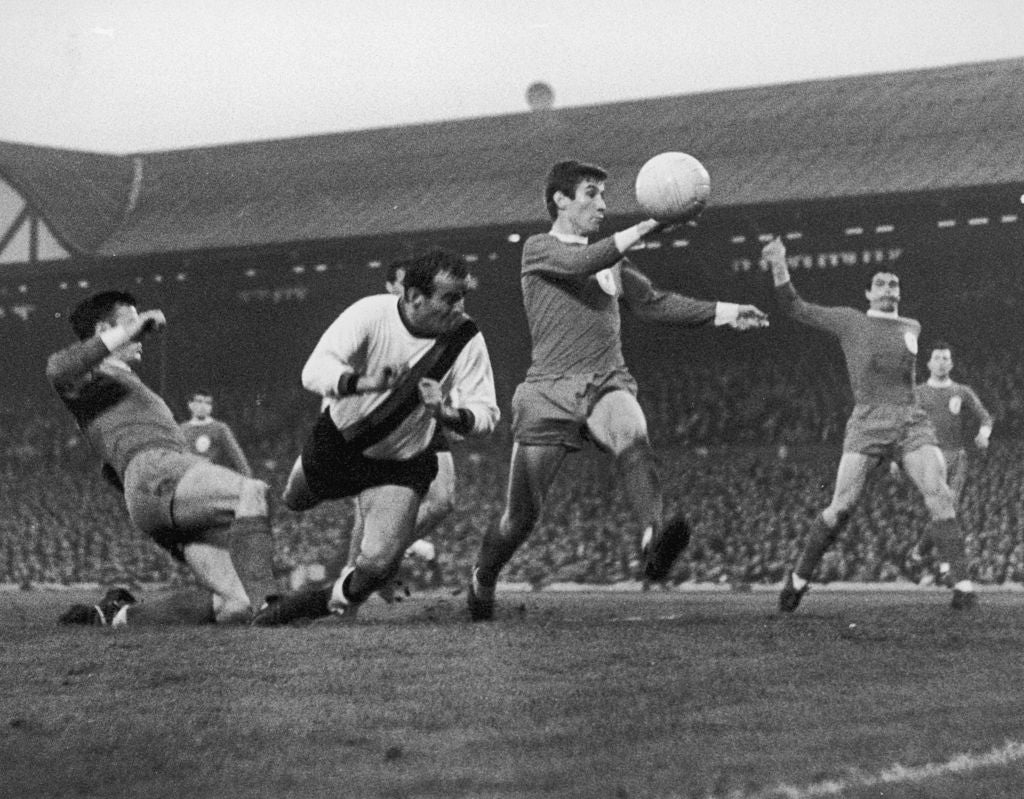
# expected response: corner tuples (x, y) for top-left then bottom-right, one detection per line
(595, 265), (621, 297)
(903, 330), (918, 354)
(948, 395), (962, 415)
(194, 434), (212, 453)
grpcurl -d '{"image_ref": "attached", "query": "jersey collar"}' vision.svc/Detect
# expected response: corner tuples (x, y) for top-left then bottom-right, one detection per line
(866, 309), (899, 319)
(549, 229), (588, 245)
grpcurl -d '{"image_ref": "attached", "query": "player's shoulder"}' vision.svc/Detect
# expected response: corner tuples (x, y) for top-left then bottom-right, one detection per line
(522, 232), (562, 255)
(343, 293), (398, 319)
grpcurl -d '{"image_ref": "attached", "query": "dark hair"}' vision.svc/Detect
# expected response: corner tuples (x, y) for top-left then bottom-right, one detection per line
(544, 160), (608, 220)
(929, 341), (953, 357)
(401, 248), (470, 297)
(69, 290), (136, 340)
(189, 390), (213, 401)
(865, 268), (900, 291)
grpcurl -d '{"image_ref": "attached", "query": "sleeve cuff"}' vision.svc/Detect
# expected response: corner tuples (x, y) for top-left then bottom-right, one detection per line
(613, 225), (645, 254)
(714, 302), (739, 326)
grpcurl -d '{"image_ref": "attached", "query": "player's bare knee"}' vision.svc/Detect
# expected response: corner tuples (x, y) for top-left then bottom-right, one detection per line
(236, 478), (269, 518)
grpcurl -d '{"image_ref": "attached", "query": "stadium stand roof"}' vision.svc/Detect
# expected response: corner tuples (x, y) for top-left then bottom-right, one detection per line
(1, 57), (1022, 259)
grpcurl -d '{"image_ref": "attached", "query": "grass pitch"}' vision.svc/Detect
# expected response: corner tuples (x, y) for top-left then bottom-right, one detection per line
(2, 587), (1024, 799)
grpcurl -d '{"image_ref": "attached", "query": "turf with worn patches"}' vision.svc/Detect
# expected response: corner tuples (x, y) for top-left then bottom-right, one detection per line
(2, 588), (1023, 799)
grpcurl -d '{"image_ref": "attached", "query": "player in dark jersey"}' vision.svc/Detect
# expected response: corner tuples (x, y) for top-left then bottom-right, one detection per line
(762, 238), (977, 610)
(180, 389), (252, 477)
(916, 342), (993, 503)
(466, 159), (769, 621)
(904, 341), (994, 576)
(47, 291), (278, 626)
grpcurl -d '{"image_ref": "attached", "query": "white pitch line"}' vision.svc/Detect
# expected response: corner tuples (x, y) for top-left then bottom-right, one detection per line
(708, 740), (1024, 799)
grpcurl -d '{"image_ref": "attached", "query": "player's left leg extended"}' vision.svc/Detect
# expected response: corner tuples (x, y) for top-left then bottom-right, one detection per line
(586, 390), (687, 581)
(902, 444), (974, 605)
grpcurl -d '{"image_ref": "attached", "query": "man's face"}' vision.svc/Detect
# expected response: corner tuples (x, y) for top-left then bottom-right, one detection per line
(98, 303), (143, 365)
(558, 178), (607, 236)
(404, 271), (471, 336)
(865, 272), (900, 313)
(188, 395), (213, 420)
(928, 349), (953, 380)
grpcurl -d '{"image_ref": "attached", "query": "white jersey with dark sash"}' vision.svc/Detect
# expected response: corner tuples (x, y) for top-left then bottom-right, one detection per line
(300, 294), (499, 461)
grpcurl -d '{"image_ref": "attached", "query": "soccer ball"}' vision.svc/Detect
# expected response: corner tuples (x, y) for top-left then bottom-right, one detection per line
(635, 152), (711, 223)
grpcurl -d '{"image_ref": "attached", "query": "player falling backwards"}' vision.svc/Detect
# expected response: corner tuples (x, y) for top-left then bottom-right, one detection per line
(47, 291), (278, 626)
(467, 159), (769, 621)
(762, 237), (977, 611)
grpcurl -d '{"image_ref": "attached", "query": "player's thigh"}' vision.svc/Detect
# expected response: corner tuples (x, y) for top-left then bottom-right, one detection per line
(356, 484), (421, 566)
(829, 452), (875, 508)
(586, 390), (648, 454)
(424, 451), (456, 508)
(504, 443), (566, 524)
(173, 460), (249, 530)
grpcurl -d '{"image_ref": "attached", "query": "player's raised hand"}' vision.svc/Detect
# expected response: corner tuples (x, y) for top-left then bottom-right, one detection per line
(126, 310), (166, 340)
(731, 305), (769, 331)
(761, 237), (790, 286)
(417, 377), (445, 413)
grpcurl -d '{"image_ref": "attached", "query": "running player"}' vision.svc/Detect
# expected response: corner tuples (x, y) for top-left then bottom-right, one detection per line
(180, 389), (253, 477)
(762, 237), (977, 610)
(252, 248), (498, 625)
(916, 342), (993, 503)
(47, 291), (278, 626)
(466, 159), (769, 621)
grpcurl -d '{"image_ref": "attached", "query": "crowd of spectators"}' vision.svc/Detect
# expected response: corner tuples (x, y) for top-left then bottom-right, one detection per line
(3, 332), (1023, 589)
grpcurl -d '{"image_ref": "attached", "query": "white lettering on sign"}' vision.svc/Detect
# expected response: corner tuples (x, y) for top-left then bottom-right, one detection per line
(731, 248), (903, 274)
(238, 286), (310, 304)
(0, 304), (37, 321)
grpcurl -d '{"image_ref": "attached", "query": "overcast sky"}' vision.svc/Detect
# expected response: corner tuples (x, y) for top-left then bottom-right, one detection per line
(2, 0), (1023, 154)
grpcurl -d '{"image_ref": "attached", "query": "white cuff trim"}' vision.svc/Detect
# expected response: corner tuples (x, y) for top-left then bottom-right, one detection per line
(714, 302), (739, 326)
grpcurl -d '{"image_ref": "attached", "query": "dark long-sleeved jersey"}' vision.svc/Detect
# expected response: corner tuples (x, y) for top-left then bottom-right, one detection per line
(915, 381), (993, 449)
(521, 233), (719, 378)
(775, 281), (920, 406)
(46, 336), (185, 487)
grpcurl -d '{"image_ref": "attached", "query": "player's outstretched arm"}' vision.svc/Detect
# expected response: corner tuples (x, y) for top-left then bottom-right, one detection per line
(620, 265), (767, 330)
(762, 237), (851, 334)
(46, 309), (166, 389)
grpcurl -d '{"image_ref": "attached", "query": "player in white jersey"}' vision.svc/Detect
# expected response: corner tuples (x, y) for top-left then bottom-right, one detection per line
(253, 249), (499, 625)
(467, 159), (769, 620)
